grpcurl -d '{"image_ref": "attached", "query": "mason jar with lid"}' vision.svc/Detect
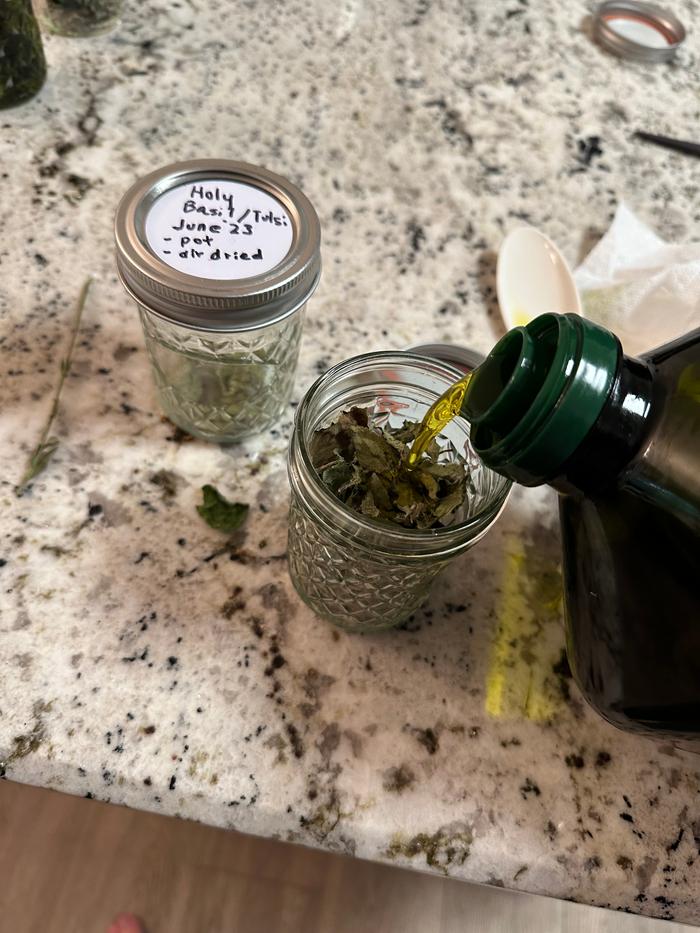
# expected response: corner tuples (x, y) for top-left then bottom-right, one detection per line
(287, 352), (512, 632)
(115, 160), (321, 442)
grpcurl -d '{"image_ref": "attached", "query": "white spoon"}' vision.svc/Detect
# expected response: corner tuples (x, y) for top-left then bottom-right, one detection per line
(496, 226), (582, 329)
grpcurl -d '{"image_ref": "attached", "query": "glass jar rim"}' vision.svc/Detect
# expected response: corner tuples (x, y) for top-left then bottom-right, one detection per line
(289, 351), (512, 559)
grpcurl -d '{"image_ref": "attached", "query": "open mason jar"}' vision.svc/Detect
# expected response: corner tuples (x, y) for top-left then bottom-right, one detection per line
(115, 160), (321, 442)
(287, 352), (512, 632)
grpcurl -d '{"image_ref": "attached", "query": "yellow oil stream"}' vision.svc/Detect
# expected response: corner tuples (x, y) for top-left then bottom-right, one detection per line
(406, 371), (474, 467)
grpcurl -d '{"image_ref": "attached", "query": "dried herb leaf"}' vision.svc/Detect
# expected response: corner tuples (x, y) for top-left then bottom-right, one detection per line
(20, 438), (60, 486)
(17, 278), (92, 495)
(353, 428), (400, 474)
(197, 485), (249, 533)
(311, 409), (468, 530)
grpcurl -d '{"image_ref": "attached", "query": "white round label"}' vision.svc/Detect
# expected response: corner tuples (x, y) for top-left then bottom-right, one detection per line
(144, 179), (294, 280)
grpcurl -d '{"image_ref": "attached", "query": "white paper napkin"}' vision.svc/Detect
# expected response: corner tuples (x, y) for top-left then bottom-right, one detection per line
(574, 203), (700, 356)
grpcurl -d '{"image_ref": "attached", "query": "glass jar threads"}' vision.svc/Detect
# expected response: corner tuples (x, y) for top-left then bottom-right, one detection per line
(287, 352), (512, 632)
(114, 160), (321, 443)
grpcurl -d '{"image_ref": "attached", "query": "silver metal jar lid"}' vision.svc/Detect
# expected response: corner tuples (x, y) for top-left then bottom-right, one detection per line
(114, 159), (321, 332)
(593, 1), (686, 62)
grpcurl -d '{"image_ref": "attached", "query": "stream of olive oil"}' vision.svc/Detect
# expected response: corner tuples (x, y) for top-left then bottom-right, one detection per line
(407, 370), (475, 467)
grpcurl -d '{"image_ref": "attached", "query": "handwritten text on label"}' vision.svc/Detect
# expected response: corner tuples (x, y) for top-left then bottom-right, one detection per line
(144, 179), (294, 280)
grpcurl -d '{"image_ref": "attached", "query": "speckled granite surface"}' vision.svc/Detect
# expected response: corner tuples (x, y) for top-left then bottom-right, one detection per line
(1, 0), (699, 923)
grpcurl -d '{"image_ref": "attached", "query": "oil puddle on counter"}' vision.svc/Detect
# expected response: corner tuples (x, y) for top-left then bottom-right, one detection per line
(485, 532), (568, 722)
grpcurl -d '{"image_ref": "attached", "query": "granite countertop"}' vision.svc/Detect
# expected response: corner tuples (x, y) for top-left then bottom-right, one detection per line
(1, 0), (699, 923)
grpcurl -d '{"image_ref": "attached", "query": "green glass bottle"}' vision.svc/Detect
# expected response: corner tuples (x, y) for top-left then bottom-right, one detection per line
(1, 0), (47, 109)
(463, 313), (700, 742)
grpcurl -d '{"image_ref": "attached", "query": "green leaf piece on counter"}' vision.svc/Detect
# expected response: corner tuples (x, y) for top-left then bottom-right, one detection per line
(310, 408), (469, 530)
(196, 484), (249, 533)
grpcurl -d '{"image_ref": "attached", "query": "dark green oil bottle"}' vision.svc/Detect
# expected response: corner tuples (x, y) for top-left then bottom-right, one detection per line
(463, 314), (700, 741)
(1, 0), (47, 110)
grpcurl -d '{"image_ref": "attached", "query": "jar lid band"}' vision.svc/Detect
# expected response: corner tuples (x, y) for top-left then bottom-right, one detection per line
(593, 1), (686, 62)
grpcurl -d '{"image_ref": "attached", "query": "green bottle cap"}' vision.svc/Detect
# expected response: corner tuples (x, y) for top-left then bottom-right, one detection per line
(463, 313), (620, 485)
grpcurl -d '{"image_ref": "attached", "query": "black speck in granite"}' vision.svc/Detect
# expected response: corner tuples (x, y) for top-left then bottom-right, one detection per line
(264, 653), (286, 676)
(113, 344), (138, 362)
(169, 775), (176, 790)
(88, 503), (103, 517)
(576, 136), (604, 168)
(404, 725), (439, 756)
(423, 98), (473, 152)
(76, 92), (103, 147)
(286, 723), (304, 759)
(596, 751), (612, 767)
(520, 778), (541, 799)
(150, 469), (179, 498)
(565, 753), (585, 769)
(122, 647), (149, 664)
(620, 813), (635, 824)
(406, 219), (426, 260)
(404, 0), (431, 27)
(65, 174), (92, 200)
(383, 765), (416, 794)
(221, 586), (246, 619)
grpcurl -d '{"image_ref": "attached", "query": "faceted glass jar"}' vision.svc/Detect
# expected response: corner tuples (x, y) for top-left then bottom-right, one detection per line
(287, 352), (512, 632)
(139, 304), (304, 443)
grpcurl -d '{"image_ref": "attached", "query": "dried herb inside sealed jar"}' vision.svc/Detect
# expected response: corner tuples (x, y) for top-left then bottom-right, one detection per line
(0, 0), (46, 110)
(34, 0), (122, 36)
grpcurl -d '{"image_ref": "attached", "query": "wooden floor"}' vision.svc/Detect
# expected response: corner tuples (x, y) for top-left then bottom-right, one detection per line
(0, 781), (692, 932)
